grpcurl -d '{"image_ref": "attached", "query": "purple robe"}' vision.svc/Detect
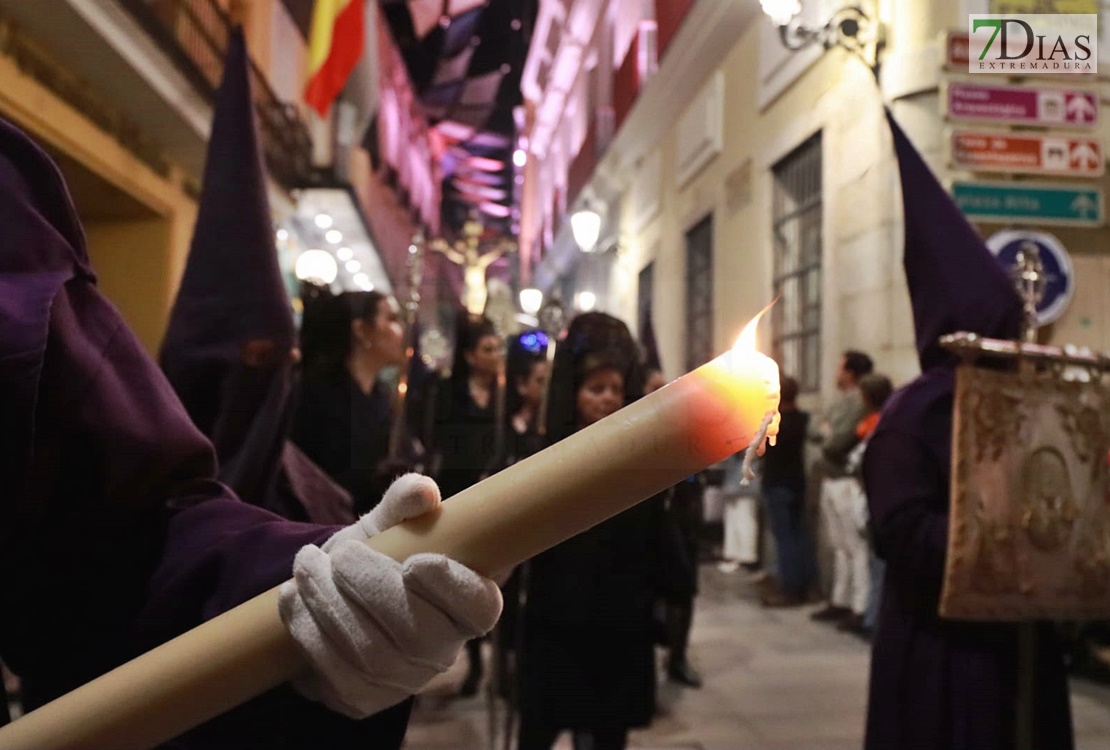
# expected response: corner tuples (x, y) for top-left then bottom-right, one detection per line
(0, 112), (409, 746)
(862, 112), (1074, 750)
(863, 369), (1073, 750)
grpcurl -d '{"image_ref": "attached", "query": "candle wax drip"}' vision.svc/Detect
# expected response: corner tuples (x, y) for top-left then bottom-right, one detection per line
(740, 411), (776, 485)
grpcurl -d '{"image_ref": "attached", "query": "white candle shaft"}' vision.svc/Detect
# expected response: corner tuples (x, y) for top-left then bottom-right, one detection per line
(0, 351), (775, 750)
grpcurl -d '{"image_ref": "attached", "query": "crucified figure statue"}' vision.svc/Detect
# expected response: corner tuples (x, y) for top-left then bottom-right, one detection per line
(430, 218), (516, 315)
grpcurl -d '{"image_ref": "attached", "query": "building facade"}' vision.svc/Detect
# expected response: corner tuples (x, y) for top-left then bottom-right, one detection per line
(521, 0), (1110, 409)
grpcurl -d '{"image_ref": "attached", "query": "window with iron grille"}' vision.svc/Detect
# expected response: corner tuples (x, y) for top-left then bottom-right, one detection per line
(771, 133), (822, 392)
(685, 216), (714, 373)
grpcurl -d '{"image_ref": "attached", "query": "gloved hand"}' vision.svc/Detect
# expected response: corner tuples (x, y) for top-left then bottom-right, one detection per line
(278, 473), (503, 718)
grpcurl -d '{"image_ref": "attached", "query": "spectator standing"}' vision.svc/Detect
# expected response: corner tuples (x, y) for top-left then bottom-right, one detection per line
(839, 373), (893, 637)
(759, 376), (814, 607)
(810, 350), (873, 624)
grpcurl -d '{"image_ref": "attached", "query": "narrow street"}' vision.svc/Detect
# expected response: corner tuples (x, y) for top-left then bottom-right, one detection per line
(404, 567), (1110, 750)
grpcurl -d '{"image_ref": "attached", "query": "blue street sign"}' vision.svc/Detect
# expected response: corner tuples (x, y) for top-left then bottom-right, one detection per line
(986, 230), (1074, 324)
(952, 181), (1103, 226)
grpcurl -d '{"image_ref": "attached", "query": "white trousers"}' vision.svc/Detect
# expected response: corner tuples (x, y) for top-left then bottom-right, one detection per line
(723, 494), (759, 564)
(821, 477), (870, 614)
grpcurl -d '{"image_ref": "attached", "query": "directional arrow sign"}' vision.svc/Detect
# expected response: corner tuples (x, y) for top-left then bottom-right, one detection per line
(946, 83), (1099, 128)
(951, 132), (1104, 176)
(951, 181), (1103, 226)
(1066, 94), (1097, 123)
(1070, 192), (1099, 216)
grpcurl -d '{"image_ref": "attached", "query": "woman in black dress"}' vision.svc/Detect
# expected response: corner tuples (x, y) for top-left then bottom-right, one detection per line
(518, 312), (668, 750)
(429, 313), (505, 696)
(431, 314), (504, 498)
(292, 288), (406, 515)
(505, 330), (551, 465)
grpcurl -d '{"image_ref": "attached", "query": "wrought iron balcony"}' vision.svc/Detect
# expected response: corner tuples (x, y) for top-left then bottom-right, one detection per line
(119, 0), (314, 193)
(0, 12), (173, 179)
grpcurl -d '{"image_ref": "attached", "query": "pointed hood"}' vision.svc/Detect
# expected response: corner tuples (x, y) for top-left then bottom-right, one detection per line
(887, 109), (1022, 370)
(640, 308), (662, 373)
(0, 115), (96, 500)
(160, 28), (295, 504)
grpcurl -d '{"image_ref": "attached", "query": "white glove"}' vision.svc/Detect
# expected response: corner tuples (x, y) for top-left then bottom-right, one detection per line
(278, 473), (503, 718)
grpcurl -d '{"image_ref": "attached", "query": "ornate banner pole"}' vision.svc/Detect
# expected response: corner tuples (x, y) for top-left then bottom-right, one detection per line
(533, 297), (566, 437)
(1013, 242), (1045, 750)
(386, 232), (427, 467)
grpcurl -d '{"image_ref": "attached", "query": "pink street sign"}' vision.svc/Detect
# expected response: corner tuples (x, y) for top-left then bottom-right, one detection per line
(946, 83), (1098, 128)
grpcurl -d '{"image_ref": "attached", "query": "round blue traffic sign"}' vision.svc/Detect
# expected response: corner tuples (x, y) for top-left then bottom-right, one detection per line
(986, 230), (1074, 325)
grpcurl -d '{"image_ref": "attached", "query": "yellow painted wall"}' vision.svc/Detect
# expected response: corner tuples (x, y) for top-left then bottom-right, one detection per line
(83, 201), (197, 352)
(85, 219), (176, 352)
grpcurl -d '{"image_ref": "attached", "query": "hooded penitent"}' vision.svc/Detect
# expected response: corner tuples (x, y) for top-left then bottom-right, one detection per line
(159, 28), (350, 524)
(0, 111), (338, 723)
(0, 111), (411, 748)
(0, 115), (93, 511)
(860, 110), (1072, 750)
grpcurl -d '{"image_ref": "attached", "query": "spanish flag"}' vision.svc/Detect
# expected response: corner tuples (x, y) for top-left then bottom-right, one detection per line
(304, 0), (365, 117)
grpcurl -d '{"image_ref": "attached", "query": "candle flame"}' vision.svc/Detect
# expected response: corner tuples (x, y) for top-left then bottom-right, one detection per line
(732, 299), (777, 354)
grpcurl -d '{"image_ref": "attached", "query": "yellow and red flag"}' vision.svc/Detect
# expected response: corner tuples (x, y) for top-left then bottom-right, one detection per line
(304, 0), (365, 117)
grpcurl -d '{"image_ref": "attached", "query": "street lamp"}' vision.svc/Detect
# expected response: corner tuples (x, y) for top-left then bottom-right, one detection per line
(570, 208), (602, 252)
(762, 0), (883, 75)
(760, 0), (800, 26)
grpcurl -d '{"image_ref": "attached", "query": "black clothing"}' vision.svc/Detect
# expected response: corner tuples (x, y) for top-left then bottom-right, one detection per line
(293, 372), (392, 515)
(661, 476), (702, 599)
(431, 376), (499, 499)
(520, 494), (666, 734)
(761, 409), (809, 493)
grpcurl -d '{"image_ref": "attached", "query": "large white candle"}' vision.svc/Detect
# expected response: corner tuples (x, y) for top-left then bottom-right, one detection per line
(0, 312), (780, 750)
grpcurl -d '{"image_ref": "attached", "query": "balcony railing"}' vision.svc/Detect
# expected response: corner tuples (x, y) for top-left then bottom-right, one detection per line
(0, 14), (172, 178)
(119, 0), (314, 193)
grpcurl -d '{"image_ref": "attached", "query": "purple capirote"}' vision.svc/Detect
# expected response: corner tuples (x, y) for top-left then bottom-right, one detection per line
(860, 110), (1072, 750)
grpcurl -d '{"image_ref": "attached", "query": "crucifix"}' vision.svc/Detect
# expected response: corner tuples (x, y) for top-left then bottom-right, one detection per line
(429, 217), (516, 315)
